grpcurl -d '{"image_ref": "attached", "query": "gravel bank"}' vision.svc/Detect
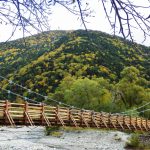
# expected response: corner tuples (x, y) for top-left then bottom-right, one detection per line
(0, 126), (130, 150)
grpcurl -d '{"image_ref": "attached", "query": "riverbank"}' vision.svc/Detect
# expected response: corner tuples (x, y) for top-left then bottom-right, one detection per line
(0, 126), (130, 150)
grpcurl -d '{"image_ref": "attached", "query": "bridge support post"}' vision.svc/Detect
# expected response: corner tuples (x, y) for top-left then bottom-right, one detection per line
(4, 100), (9, 125)
(24, 101), (28, 125)
(80, 110), (83, 127)
(56, 105), (59, 125)
(123, 115), (127, 130)
(4, 100), (15, 126)
(41, 103), (44, 126)
(130, 115), (132, 131)
(146, 119), (150, 130)
(141, 118), (142, 131)
(24, 101), (34, 126)
(136, 117), (138, 129)
(69, 108), (71, 126)
(56, 105), (65, 126)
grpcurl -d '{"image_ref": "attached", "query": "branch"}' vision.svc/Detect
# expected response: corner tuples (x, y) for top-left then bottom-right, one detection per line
(101, 0), (150, 41)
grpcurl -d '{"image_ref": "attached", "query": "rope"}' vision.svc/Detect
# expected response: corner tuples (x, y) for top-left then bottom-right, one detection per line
(0, 86), (40, 104)
(0, 75), (79, 109)
(120, 102), (150, 115)
(0, 75), (149, 114)
(128, 108), (150, 115)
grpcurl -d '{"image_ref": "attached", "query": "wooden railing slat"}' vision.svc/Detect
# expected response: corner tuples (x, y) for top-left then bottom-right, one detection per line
(0, 100), (149, 131)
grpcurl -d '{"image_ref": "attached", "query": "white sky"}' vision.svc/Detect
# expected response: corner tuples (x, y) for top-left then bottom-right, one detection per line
(0, 0), (149, 46)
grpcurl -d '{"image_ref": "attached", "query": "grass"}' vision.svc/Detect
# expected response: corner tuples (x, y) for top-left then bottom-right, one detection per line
(45, 126), (86, 137)
(125, 133), (150, 150)
(45, 126), (63, 137)
(45, 126), (114, 138)
(46, 126), (109, 133)
(49, 131), (63, 137)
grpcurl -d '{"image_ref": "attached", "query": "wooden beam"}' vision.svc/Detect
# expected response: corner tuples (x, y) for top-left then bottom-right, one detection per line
(41, 103), (51, 126)
(4, 100), (15, 126)
(24, 101), (34, 126)
(56, 106), (65, 126)
(116, 115), (124, 130)
(0, 100), (150, 131)
(69, 109), (78, 127)
(91, 112), (99, 128)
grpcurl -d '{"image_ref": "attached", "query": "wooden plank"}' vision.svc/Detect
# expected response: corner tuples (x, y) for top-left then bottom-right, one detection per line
(109, 114), (117, 129)
(42, 113), (51, 126)
(56, 106), (65, 126)
(3, 100), (15, 126)
(81, 114), (89, 127)
(9, 111), (24, 113)
(44, 106), (56, 109)
(28, 103), (41, 106)
(10, 114), (24, 117)
(98, 113), (108, 128)
(28, 106), (42, 110)
(117, 115), (124, 130)
(141, 118), (148, 131)
(0, 100), (150, 131)
(123, 116), (131, 130)
(11, 103), (25, 106)
(25, 112), (34, 125)
(70, 114), (78, 127)
(91, 113), (99, 128)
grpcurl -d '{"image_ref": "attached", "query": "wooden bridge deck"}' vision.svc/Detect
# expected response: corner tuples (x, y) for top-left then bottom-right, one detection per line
(0, 100), (150, 131)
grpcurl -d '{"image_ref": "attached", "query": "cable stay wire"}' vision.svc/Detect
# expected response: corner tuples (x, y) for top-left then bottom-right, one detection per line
(0, 75), (68, 105)
(0, 75), (79, 109)
(0, 84), (71, 107)
(0, 84), (150, 115)
(0, 74), (150, 114)
(0, 75), (106, 112)
(0, 85), (40, 104)
(0, 84), (93, 112)
(128, 108), (150, 115)
(120, 101), (150, 115)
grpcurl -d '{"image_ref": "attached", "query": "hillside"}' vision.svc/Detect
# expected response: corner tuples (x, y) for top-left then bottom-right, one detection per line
(0, 30), (149, 112)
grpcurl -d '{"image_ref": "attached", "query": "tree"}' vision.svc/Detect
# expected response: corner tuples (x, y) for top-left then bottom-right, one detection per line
(54, 77), (112, 111)
(0, 0), (150, 41)
(116, 66), (150, 108)
(120, 66), (140, 83)
(53, 75), (76, 101)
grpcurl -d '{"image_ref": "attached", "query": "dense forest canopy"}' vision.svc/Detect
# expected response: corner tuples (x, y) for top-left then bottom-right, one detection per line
(0, 30), (149, 118)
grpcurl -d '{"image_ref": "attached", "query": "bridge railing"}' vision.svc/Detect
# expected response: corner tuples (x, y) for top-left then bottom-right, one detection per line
(0, 100), (150, 131)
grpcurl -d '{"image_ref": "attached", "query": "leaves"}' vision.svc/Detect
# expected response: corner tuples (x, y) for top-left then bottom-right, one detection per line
(0, 30), (149, 117)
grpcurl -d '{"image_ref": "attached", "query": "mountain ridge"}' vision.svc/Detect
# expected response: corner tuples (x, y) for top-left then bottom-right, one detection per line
(0, 30), (149, 97)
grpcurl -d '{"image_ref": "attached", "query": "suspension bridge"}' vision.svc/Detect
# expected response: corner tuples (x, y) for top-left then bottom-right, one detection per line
(0, 100), (150, 131)
(0, 75), (150, 132)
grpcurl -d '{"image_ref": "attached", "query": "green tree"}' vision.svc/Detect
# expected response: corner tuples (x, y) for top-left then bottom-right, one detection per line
(120, 66), (140, 83)
(52, 75), (76, 101)
(116, 66), (150, 109)
(54, 77), (112, 111)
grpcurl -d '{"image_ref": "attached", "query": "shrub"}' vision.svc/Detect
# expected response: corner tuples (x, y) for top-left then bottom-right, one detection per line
(125, 133), (140, 148)
(125, 133), (150, 149)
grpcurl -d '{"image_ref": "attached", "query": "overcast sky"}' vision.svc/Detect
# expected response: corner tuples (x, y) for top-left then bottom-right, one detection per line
(0, 0), (149, 46)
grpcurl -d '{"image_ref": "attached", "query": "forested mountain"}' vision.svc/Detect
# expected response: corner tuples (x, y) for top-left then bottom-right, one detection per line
(0, 30), (149, 117)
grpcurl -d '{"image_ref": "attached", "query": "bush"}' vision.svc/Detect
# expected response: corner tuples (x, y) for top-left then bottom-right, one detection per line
(125, 133), (140, 148)
(125, 133), (150, 150)
(45, 126), (60, 136)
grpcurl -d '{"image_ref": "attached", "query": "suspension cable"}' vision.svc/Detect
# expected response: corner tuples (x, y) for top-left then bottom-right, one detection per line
(120, 101), (150, 115)
(0, 75), (75, 107)
(0, 75), (149, 114)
